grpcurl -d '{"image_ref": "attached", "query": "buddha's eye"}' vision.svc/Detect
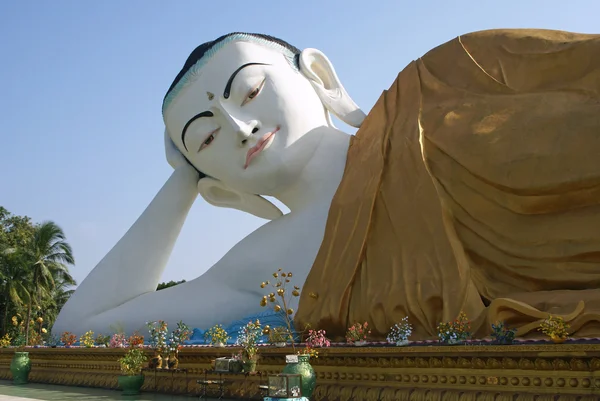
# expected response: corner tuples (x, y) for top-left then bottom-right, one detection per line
(248, 88), (259, 99)
(242, 79), (265, 106)
(198, 128), (220, 152)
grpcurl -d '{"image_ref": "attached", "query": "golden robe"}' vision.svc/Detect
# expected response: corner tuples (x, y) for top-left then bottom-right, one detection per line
(295, 29), (600, 340)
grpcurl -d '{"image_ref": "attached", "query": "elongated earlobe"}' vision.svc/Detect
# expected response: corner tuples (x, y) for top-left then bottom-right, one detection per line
(299, 48), (366, 128)
(197, 177), (283, 220)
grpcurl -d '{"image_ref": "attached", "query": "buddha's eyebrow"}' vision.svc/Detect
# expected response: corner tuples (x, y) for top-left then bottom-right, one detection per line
(223, 62), (270, 99)
(181, 111), (213, 151)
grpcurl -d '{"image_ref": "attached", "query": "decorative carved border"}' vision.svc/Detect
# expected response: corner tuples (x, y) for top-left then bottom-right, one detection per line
(0, 345), (598, 400)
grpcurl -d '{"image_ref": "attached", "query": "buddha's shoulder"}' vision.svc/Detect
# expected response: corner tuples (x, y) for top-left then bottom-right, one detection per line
(423, 28), (599, 60)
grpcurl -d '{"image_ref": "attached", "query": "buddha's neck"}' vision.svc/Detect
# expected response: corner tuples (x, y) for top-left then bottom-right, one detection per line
(275, 127), (351, 213)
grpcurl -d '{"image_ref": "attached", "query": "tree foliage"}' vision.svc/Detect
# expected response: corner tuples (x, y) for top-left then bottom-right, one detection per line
(0, 206), (76, 344)
(156, 279), (186, 291)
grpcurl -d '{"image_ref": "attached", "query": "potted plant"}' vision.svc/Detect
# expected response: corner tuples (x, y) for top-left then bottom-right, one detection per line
(79, 330), (95, 348)
(110, 333), (128, 348)
(539, 315), (569, 343)
(235, 320), (262, 373)
(46, 335), (59, 348)
(167, 321), (192, 369)
(95, 334), (110, 348)
(306, 329), (330, 349)
(259, 269), (301, 350)
(9, 329), (31, 385)
(147, 321), (168, 369)
(491, 321), (517, 345)
(386, 317), (413, 346)
(279, 343), (316, 399)
(204, 324), (230, 347)
(437, 311), (471, 345)
(60, 331), (76, 347)
(117, 348), (148, 395)
(267, 326), (289, 347)
(346, 322), (371, 346)
(128, 331), (145, 348)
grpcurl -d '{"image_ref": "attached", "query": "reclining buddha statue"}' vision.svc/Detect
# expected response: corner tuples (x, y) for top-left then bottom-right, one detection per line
(54, 29), (600, 341)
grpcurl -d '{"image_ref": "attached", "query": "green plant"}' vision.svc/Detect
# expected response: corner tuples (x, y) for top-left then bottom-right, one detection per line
(12, 333), (26, 347)
(95, 334), (110, 347)
(539, 315), (569, 340)
(266, 326), (289, 344)
(204, 324), (229, 345)
(46, 334), (59, 347)
(118, 348), (148, 376)
(491, 321), (516, 344)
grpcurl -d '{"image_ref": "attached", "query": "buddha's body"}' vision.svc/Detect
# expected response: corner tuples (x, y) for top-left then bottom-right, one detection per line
(55, 29), (600, 340)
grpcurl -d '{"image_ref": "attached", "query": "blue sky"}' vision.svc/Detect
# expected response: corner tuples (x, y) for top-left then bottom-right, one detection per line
(1, 1), (597, 286)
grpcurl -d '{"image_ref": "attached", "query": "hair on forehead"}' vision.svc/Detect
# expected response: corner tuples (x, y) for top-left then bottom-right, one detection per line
(162, 32), (301, 114)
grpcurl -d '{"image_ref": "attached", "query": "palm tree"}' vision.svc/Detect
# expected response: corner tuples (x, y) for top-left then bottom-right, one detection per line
(42, 275), (77, 331)
(0, 252), (32, 335)
(22, 221), (75, 345)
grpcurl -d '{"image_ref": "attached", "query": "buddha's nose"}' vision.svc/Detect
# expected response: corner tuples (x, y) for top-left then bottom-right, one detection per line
(237, 120), (260, 146)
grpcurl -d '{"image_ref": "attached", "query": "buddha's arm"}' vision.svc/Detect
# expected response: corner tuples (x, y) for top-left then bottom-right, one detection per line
(54, 166), (198, 329)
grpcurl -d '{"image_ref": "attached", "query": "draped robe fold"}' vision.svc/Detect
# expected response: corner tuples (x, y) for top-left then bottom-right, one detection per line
(295, 29), (600, 340)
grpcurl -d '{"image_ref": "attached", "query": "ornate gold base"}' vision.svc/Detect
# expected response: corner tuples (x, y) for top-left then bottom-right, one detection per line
(0, 344), (599, 400)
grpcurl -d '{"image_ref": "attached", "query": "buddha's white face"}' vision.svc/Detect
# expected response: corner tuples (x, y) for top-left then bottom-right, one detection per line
(164, 41), (329, 195)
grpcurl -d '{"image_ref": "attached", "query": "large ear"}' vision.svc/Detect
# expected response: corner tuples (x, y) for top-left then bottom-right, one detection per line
(299, 48), (367, 128)
(197, 177), (284, 220)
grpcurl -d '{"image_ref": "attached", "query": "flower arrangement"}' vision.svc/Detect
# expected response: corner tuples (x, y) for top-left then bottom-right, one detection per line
(259, 268), (301, 349)
(168, 321), (192, 354)
(95, 334), (111, 347)
(147, 321), (168, 353)
(491, 321), (517, 345)
(386, 317), (413, 345)
(79, 330), (95, 348)
(0, 334), (11, 348)
(437, 311), (471, 344)
(60, 331), (77, 347)
(298, 329), (331, 359)
(306, 329), (330, 348)
(298, 344), (319, 359)
(118, 348), (148, 376)
(128, 331), (144, 348)
(235, 320), (262, 363)
(204, 324), (230, 346)
(346, 322), (371, 345)
(539, 315), (569, 342)
(110, 333), (128, 348)
(165, 321), (192, 369)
